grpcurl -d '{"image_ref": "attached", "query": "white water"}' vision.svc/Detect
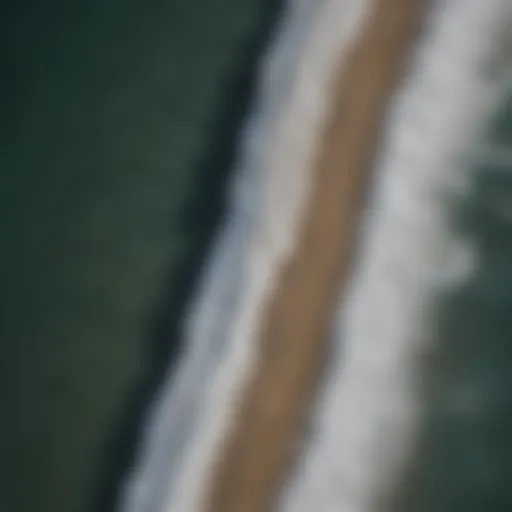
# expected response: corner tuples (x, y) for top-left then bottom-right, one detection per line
(280, 1), (512, 510)
(161, 1), (372, 510)
(118, 0), (326, 510)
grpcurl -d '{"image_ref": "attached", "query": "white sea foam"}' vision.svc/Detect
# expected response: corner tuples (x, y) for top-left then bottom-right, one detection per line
(118, 0), (325, 510)
(279, 1), (512, 511)
(159, 1), (372, 511)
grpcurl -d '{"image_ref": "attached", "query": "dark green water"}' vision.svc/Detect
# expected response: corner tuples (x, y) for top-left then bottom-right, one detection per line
(0, 2), (281, 511)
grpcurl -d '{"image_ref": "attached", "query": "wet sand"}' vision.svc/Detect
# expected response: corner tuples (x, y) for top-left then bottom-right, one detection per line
(205, 1), (426, 511)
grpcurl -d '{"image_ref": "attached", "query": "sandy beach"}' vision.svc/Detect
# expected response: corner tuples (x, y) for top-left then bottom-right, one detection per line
(205, 1), (426, 510)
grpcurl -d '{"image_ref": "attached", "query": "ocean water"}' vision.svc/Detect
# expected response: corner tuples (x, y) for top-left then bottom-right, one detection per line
(3, 1), (512, 512)
(1, 1), (283, 512)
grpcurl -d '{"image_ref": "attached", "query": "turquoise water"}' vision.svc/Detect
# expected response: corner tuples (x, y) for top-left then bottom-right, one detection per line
(0, 2), (281, 511)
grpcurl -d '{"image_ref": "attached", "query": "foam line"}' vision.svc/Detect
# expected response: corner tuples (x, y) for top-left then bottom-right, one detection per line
(161, 1), (372, 510)
(279, 1), (512, 510)
(118, 1), (323, 511)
